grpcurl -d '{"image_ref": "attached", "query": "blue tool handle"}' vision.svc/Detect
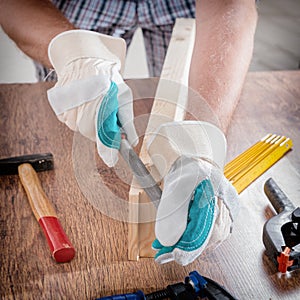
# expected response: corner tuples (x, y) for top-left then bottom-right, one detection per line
(96, 290), (145, 300)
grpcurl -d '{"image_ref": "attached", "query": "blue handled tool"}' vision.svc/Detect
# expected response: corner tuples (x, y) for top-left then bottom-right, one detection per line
(97, 270), (236, 300)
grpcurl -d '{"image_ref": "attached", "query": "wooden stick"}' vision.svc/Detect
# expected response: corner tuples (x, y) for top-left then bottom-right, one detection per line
(128, 18), (196, 260)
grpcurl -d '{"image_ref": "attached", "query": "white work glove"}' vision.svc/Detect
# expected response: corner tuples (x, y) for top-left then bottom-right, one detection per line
(147, 121), (239, 265)
(47, 30), (138, 167)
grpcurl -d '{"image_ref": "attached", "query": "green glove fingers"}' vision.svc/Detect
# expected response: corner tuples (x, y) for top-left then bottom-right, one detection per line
(97, 81), (121, 149)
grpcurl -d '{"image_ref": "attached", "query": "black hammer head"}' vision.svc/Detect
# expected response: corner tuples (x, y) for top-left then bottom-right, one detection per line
(0, 153), (54, 176)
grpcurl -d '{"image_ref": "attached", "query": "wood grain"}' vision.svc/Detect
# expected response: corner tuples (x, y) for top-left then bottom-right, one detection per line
(18, 163), (57, 220)
(138, 18), (196, 164)
(0, 71), (300, 299)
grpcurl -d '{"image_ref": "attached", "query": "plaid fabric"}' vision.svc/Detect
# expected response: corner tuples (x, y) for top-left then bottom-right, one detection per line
(35, 0), (195, 81)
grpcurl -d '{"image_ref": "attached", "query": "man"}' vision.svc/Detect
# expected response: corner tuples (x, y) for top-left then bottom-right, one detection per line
(0, 0), (257, 265)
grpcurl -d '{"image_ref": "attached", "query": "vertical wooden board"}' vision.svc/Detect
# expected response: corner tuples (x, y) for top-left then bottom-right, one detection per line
(127, 181), (140, 261)
(139, 18), (196, 165)
(128, 18), (196, 259)
(138, 190), (157, 257)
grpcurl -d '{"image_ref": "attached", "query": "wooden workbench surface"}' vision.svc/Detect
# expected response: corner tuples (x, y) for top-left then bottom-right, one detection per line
(0, 71), (300, 299)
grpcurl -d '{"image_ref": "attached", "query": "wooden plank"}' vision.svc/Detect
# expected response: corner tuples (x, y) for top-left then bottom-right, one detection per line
(127, 183), (141, 261)
(139, 18), (196, 164)
(128, 18), (196, 260)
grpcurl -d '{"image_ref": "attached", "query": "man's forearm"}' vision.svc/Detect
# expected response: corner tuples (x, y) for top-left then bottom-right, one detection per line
(188, 0), (257, 132)
(0, 0), (75, 68)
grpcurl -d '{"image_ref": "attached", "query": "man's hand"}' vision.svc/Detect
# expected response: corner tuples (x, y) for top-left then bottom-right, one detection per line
(47, 30), (138, 167)
(147, 121), (239, 265)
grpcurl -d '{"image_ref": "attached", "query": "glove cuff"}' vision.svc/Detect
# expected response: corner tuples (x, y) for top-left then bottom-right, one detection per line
(147, 121), (227, 178)
(48, 30), (126, 76)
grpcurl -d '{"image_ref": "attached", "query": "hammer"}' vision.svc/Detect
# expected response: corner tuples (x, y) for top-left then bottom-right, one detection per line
(0, 153), (75, 263)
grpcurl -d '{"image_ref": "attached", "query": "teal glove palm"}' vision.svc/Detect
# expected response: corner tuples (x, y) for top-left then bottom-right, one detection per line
(97, 81), (121, 149)
(152, 156), (238, 266)
(153, 179), (216, 264)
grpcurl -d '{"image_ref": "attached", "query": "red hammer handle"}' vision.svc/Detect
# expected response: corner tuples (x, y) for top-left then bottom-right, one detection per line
(18, 163), (75, 263)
